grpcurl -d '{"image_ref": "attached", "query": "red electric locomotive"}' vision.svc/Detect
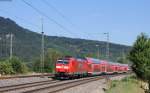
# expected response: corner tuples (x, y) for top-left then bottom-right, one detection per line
(55, 56), (88, 79)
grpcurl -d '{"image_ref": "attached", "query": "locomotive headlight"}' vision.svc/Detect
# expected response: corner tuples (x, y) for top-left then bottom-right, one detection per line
(56, 66), (62, 68)
(64, 66), (69, 69)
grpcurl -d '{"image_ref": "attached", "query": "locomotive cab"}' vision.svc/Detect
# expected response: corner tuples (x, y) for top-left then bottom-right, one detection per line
(55, 56), (89, 79)
(55, 57), (72, 78)
(56, 59), (70, 73)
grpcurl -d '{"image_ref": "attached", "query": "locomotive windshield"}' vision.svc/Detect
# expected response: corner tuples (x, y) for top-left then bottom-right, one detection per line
(57, 60), (69, 64)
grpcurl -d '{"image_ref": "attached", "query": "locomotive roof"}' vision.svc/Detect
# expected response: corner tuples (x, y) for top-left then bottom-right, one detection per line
(76, 58), (87, 62)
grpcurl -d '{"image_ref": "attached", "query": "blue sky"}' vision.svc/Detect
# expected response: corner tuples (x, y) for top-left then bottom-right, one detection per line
(0, 0), (150, 45)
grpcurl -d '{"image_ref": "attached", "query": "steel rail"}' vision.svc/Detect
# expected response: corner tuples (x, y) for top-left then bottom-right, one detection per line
(0, 74), (54, 80)
(0, 73), (131, 93)
(23, 73), (131, 93)
(23, 77), (103, 93)
(0, 80), (59, 92)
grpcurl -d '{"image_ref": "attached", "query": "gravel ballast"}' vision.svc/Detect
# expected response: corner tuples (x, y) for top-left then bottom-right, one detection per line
(0, 74), (130, 93)
(56, 74), (130, 93)
(0, 76), (52, 87)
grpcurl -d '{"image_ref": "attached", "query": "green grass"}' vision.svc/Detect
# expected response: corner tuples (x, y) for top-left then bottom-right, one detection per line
(106, 76), (145, 93)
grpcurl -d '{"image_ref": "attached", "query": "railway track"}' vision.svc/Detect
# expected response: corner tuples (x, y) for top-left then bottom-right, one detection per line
(0, 73), (130, 93)
(22, 73), (130, 93)
(0, 74), (54, 80)
(24, 76), (103, 93)
(16, 76), (101, 93)
(0, 79), (59, 93)
(0, 76), (102, 93)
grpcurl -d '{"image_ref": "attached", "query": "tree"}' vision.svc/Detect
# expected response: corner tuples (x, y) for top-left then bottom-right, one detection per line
(33, 48), (62, 73)
(117, 56), (130, 64)
(44, 48), (62, 73)
(129, 33), (150, 93)
(9, 57), (28, 74)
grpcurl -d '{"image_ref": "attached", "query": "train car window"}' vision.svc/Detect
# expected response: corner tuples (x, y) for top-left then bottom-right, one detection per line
(57, 61), (63, 64)
(63, 60), (69, 64)
(57, 60), (69, 64)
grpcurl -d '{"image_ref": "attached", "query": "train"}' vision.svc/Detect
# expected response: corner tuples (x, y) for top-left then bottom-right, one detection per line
(55, 56), (129, 79)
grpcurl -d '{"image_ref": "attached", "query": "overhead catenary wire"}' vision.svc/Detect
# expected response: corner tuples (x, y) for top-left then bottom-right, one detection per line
(0, 9), (60, 36)
(0, 1), (96, 60)
(41, 0), (94, 39)
(0, 9), (76, 60)
(1, 0), (102, 42)
(1, 0), (102, 41)
(41, 0), (76, 27)
(22, 0), (79, 38)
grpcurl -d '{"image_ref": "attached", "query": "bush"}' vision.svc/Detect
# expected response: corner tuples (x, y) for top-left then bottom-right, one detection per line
(0, 57), (29, 75)
(32, 58), (53, 73)
(9, 57), (28, 74)
(32, 48), (62, 73)
(0, 60), (14, 75)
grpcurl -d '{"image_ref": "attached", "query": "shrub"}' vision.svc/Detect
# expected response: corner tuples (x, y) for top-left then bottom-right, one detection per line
(9, 57), (28, 74)
(0, 60), (14, 75)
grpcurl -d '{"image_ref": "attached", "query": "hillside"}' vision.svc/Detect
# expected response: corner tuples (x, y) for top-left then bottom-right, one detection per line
(0, 16), (131, 62)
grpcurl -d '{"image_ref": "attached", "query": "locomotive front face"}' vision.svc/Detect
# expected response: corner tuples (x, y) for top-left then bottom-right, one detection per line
(56, 59), (70, 73)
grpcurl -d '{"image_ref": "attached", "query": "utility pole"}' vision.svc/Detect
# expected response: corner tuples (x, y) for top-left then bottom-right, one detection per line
(104, 32), (109, 60)
(41, 18), (44, 77)
(10, 33), (13, 59)
(0, 35), (2, 58)
(0, 34), (4, 58)
(96, 45), (100, 59)
(122, 48), (125, 63)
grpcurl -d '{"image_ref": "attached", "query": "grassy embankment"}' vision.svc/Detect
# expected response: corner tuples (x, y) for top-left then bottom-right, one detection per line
(106, 76), (145, 93)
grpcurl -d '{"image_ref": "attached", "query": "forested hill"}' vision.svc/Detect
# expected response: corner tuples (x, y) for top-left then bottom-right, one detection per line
(0, 16), (131, 62)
